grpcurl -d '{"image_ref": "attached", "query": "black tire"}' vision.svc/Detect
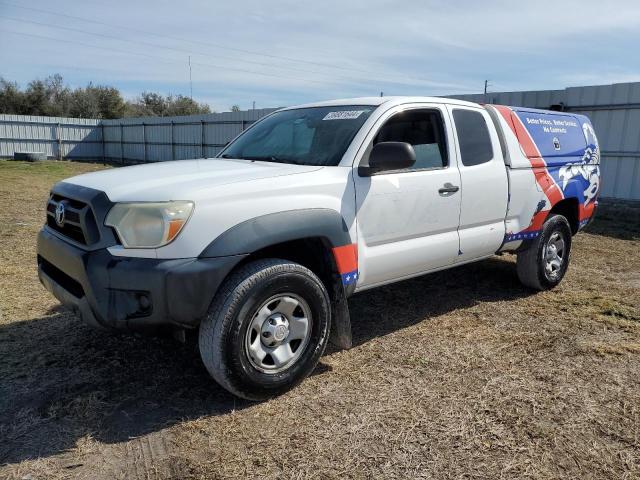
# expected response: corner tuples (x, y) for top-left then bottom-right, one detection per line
(517, 214), (572, 290)
(199, 258), (331, 401)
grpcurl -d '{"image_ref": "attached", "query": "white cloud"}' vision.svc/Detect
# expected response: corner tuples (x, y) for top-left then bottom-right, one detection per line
(1, 0), (639, 110)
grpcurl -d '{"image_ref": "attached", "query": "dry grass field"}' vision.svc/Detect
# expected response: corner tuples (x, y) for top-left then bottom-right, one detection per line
(0, 160), (639, 479)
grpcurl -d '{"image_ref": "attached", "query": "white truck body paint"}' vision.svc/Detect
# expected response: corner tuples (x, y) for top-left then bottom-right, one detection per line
(99, 165), (354, 260)
(446, 104), (509, 263)
(58, 96), (599, 287)
(64, 158), (322, 203)
(351, 102), (462, 287)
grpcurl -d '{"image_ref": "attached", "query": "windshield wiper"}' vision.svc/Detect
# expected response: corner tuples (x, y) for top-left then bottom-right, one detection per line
(219, 154), (306, 165)
(219, 154), (272, 161)
(238, 155), (284, 163)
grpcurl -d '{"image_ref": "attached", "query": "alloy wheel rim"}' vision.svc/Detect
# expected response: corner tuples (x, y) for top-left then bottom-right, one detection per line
(244, 293), (312, 374)
(544, 231), (566, 279)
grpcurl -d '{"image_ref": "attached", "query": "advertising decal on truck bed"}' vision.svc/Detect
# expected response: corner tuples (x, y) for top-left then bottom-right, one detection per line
(494, 105), (600, 243)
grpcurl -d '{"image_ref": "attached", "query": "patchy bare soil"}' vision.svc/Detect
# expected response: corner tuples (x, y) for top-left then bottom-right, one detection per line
(0, 160), (639, 479)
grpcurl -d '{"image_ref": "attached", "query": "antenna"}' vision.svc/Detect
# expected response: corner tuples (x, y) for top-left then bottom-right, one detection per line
(189, 55), (193, 100)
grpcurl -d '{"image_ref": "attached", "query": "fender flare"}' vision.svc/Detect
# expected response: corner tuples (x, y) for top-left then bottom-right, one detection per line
(199, 208), (352, 258)
(199, 208), (355, 349)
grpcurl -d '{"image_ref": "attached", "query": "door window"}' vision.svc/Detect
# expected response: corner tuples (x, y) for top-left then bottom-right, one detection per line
(372, 109), (448, 170)
(452, 109), (494, 166)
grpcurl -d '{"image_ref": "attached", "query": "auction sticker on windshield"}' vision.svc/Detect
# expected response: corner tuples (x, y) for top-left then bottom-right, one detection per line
(323, 110), (366, 120)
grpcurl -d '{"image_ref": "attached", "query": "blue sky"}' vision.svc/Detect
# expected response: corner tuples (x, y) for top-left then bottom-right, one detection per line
(1, 0), (639, 112)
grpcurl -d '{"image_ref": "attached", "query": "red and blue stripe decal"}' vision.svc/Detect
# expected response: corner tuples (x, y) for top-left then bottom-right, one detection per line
(332, 244), (358, 285)
(494, 105), (566, 242)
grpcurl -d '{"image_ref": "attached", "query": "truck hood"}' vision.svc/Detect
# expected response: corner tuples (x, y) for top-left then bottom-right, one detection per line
(63, 158), (322, 201)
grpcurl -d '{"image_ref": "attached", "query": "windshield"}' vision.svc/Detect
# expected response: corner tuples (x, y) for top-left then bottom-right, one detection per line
(219, 105), (375, 166)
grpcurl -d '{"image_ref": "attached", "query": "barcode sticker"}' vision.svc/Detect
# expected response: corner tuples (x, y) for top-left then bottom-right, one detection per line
(322, 110), (365, 120)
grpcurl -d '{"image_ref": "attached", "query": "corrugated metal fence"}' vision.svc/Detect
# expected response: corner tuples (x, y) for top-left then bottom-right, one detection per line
(0, 114), (101, 159)
(450, 82), (640, 201)
(1, 81), (638, 200)
(101, 109), (277, 162)
(0, 108), (277, 163)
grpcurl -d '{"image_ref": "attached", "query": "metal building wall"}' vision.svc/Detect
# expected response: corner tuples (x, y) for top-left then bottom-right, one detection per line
(449, 82), (640, 200)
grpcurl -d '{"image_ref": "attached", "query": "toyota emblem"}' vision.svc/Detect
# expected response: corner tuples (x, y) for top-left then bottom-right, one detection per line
(55, 202), (66, 227)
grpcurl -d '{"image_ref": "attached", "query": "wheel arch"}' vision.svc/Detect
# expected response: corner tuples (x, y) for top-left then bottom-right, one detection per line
(547, 197), (580, 235)
(200, 209), (353, 259)
(200, 209), (355, 349)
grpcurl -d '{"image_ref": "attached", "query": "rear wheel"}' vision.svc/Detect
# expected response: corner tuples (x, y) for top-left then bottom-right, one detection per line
(516, 214), (572, 290)
(199, 259), (331, 401)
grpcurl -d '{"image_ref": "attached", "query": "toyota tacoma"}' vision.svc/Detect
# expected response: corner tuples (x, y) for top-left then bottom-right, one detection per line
(37, 97), (600, 399)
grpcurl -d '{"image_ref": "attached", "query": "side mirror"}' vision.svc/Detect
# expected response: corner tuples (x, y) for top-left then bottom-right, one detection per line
(359, 142), (416, 176)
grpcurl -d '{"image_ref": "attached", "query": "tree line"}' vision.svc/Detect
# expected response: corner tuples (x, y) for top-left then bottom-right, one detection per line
(0, 74), (221, 119)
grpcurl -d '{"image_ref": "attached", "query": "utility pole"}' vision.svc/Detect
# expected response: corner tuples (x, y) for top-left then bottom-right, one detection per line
(380, 91), (384, 97)
(252, 100), (255, 111)
(188, 55), (193, 100)
(483, 79), (491, 103)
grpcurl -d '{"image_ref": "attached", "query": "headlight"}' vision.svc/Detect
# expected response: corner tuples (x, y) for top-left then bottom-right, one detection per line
(105, 201), (194, 248)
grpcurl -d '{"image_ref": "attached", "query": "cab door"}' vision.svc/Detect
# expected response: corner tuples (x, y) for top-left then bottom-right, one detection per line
(446, 105), (508, 262)
(353, 105), (462, 289)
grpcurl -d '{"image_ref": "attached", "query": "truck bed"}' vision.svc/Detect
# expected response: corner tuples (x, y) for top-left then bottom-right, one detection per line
(485, 105), (600, 249)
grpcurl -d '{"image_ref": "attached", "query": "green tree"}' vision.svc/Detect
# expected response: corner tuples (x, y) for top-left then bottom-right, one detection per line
(0, 75), (212, 119)
(230, 105), (241, 112)
(164, 95), (211, 116)
(91, 85), (127, 119)
(0, 78), (25, 114)
(24, 79), (49, 116)
(125, 92), (211, 117)
(137, 91), (167, 116)
(69, 86), (99, 118)
(44, 74), (71, 117)
(66, 83), (127, 119)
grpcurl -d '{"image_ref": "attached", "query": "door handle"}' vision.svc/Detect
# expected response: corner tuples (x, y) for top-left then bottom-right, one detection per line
(438, 183), (460, 195)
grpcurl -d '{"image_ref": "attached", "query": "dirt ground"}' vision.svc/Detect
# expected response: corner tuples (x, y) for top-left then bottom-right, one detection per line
(0, 160), (638, 479)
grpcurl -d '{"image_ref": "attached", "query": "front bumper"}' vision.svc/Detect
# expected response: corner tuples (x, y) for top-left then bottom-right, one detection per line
(37, 227), (245, 330)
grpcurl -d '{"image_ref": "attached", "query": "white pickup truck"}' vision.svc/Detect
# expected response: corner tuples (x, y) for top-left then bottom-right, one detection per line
(38, 96), (600, 399)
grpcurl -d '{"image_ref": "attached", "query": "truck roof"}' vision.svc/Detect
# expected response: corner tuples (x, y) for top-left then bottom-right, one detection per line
(282, 96), (483, 110)
(508, 105), (587, 119)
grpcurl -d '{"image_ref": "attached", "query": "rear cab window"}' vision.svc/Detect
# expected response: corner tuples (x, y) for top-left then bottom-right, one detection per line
(452, 109), (494, 166)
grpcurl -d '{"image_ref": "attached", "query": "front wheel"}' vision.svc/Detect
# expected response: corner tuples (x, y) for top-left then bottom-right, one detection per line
(199, 259), (331, 401)
(516, 214), (572, 290)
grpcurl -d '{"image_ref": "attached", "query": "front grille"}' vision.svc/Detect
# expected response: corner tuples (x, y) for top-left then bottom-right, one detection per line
(46, 194), (100, 246)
